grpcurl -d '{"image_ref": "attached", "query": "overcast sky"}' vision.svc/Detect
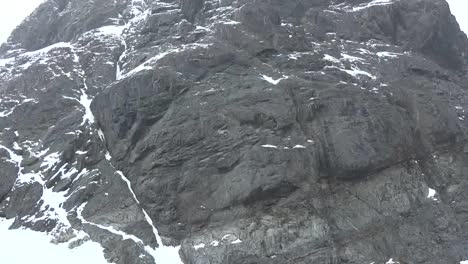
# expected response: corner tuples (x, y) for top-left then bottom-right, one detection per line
(447, 0), (468, 34)
(0, 0), (45, 43)
(0, 0), (466, 44)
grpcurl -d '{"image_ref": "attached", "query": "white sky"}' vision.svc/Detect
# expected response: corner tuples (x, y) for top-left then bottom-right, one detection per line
(0, 0), (45, 43)
(447, 0), (468, 35)
(0, 0), (466, 44)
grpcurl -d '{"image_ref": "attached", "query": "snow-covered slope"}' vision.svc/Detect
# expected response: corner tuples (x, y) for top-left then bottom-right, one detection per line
(0, 218), (108, 264)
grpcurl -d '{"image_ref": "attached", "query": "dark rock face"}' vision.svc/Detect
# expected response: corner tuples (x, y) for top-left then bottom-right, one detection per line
(1, 0), (468, 263)
(180, 0), (205, 22)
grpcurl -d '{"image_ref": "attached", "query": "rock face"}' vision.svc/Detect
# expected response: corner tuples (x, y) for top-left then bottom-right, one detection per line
(1, 0), (468, 263)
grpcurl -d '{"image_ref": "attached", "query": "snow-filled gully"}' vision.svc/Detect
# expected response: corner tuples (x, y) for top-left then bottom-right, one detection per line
(83, 1), (184, 262)
(112, 0), (153, 81)
(95, 133), (183, 263)
(1, 11), (182, 263)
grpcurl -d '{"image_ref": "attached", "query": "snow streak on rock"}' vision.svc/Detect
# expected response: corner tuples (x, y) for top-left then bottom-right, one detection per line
(96, 119), (183, 263)
(115, 170), (183, 264)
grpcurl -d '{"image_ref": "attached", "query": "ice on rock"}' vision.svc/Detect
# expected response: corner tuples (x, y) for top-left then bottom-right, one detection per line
(50, 163), (79, 181)
(343, 66), (377, 79)
(119, 48), (178, 80)
(0, 57), (15, 67)
(113, 169), (183, 264)
(76, 203), (160, 250)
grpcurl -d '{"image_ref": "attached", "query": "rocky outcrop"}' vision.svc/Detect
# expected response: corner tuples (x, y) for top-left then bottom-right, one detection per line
(1, 0), (468, 263)
(4, 0), (128, 51)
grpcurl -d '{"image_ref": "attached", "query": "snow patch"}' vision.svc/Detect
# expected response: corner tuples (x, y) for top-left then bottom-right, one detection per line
(231, 239), (242, 244)
(96, 25), (126, 36)
(41, 152), (61, 171)
(22, 42), (76, 59)
(351, 0), (395, 12)
(293, 145), (307, 149)
(193, 243), (205, 250)
(37, 188), (71, 225)
(261, 144), (279, 149)
(119, 44), (211, 80)
(50, 163), (79, 181)
(260, 74), (288, 85)
(1, 143), (83, 231)
(0, 218), (108, 264)
(78, 88), (95, 126)
(385, 258), (399, 264)
(341, 53), (365, 62)
(427, 188), (438, 201)
(221, 234), (243, 244)
(323, 54), (341, 64)
(3, 42), (78, 73)
(0, 145), (22, 164)
(377, 51), (402, 58)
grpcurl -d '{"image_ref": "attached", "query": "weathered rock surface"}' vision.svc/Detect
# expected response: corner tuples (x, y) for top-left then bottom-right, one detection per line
(1, 0), (468, 263)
